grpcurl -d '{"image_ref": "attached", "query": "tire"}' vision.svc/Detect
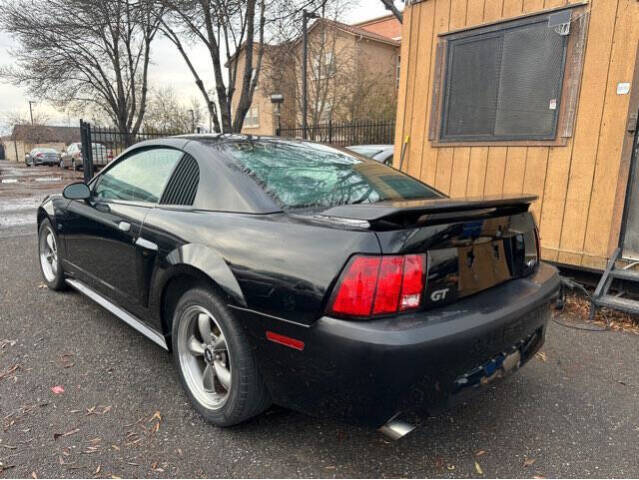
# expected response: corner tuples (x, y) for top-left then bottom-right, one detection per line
(38, 219), (65, 291)
(171, 287), (271, 426)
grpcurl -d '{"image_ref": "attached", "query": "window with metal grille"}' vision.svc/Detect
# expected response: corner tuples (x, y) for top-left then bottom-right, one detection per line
(160, 154), (200, 206)
(438, 9), (573, 142)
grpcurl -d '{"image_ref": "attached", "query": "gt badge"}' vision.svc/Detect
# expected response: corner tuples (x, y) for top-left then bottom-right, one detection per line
(430, 288), (450, 302)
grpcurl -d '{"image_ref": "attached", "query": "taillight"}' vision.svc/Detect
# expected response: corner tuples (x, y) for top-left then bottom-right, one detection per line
(533, 226), (541, 265)
(329, 254), (427, 318)
(36, 153), (43, 158)
(399, 254), (425, 311)
(330, 256), (379, 316)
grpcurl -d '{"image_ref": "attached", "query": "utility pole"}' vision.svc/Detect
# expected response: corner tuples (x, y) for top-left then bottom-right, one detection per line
(188, 109), (195, 132)
(302, 10), (319, 140)
(28, 101), (35, 125)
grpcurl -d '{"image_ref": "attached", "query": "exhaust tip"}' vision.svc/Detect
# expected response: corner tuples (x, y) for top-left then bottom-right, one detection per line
(378, 416), (416, 440)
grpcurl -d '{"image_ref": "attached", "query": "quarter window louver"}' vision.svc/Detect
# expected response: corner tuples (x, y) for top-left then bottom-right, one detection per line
(160, 154), (200, 206)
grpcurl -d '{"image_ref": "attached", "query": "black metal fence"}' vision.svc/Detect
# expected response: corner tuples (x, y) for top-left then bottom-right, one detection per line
(278, 120), (396, 147)
(79, 120), (185, 182)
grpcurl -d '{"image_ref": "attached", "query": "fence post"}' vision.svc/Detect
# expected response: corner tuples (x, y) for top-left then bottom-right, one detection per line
(328, 119), (333, 144)
(79, 120), (94, 183)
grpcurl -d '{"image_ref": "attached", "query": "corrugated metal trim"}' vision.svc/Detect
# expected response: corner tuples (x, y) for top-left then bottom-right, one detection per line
(160, 154), (200, 206)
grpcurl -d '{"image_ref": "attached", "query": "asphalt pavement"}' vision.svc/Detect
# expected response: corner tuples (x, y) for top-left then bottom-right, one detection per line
(1, 160), (638, 478)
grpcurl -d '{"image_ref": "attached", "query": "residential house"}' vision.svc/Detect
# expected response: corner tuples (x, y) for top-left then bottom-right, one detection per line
(229, 16), (402, 136)
(394, 0), (639, 271)
(353, 13), (402, 41)
(2, 124), (80, 163)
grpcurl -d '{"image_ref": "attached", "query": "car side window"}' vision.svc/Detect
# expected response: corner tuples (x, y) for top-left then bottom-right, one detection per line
(94, 148), (183, 203)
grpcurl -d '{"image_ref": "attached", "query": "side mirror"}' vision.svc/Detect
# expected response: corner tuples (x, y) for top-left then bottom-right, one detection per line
(63, 182), (91, 200)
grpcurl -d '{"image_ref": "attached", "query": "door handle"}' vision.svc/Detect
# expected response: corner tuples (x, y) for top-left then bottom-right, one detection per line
(118, 221), (131, 232)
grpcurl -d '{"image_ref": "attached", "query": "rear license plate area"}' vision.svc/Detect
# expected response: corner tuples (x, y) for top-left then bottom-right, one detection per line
(452, 328), (543, 394)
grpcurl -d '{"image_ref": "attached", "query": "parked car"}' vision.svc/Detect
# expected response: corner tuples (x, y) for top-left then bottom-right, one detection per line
(346, 144), (394, 165)
(25, 147), (60, 167)
(60, 142), (112, 170)
(37, 136), (559, 434)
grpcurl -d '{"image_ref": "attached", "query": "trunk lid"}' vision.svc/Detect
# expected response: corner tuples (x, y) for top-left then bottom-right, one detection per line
(317, 195), (540, 310)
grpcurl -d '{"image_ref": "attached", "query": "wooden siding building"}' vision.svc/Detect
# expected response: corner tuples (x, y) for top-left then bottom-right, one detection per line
(394, 0), (639, 270)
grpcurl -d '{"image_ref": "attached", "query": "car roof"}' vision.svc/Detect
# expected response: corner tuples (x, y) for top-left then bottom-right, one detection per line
(108, 135), (283, 214)
(114, 134), (399, 214)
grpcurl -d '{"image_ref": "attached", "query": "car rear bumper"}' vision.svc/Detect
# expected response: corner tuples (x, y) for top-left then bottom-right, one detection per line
(238, 262), (560, 427)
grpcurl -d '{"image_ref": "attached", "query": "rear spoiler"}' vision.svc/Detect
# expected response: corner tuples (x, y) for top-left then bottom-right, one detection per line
(315, 195), (537, 228)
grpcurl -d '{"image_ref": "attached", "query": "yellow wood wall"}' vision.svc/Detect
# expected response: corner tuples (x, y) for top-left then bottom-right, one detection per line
(394, 0), (639, 269)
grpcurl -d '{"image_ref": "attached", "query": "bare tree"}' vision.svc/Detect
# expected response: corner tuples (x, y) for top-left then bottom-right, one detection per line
(144, 86), (204, 132)
(159, 0), (333, 133)
(1, 110), (52, 131)
(261, 10), (397, 132)
(0, 0), (163, 137)
(379, 0), (402, 23)
(158, 0), (265, 133)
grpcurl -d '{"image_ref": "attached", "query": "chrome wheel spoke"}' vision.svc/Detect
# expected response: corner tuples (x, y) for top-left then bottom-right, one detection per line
(178, 305), (231, 409)
(39, 228), (58, 282)
(202, 364), (217, 393)
(214, 361), (231, 390)
(187, 336), (205, 356)
(213, 334), (227, 353)
(46, 233), (56, 253)
(197, 313), (213, 341)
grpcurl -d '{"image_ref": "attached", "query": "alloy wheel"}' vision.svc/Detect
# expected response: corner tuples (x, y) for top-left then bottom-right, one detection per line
(177, 305), (231, 409)
(39, 227), (58, 282)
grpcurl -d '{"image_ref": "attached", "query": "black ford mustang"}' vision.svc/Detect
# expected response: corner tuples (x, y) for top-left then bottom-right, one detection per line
(37, 135), (559, 433)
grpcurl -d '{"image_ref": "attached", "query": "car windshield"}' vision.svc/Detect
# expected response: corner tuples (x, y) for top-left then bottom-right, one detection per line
(221, 140), (440, 209)
(38, 148), (57, 154)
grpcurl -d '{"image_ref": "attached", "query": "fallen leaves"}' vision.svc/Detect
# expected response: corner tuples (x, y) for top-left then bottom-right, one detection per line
(58, 455), (76, 466)
(524, 457), (537, 467)
(0, 339), (17, 349)
(56, 353), (75, 369)
(86, 405), (112, 416)
(535, 351), (547, 362)
(474, 460), (484, 475)
(150, 461), (168, 473)
(560, 293), (639, 334)
(0, 364), (20, 381)
(53, 427), (80, 441)
(50, 385), (65, 395)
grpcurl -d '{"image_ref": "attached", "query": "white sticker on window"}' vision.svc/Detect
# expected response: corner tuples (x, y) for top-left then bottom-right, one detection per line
(617, 82), (631, 95)
(549, 99), (557, 110)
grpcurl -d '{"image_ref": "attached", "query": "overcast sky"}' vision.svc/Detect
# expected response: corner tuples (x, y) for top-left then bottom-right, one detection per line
(0, 1), (397, 132)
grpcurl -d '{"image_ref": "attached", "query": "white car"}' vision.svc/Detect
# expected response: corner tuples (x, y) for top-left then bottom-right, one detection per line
(60, 143), (113, 170)
(346, 144), (394, 165)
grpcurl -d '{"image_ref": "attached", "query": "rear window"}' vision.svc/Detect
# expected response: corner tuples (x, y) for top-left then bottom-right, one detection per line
(222, 140), (440, 209)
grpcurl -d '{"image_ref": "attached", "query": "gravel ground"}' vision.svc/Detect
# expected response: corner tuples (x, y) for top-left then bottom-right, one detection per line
(1, 161), (639, 478)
